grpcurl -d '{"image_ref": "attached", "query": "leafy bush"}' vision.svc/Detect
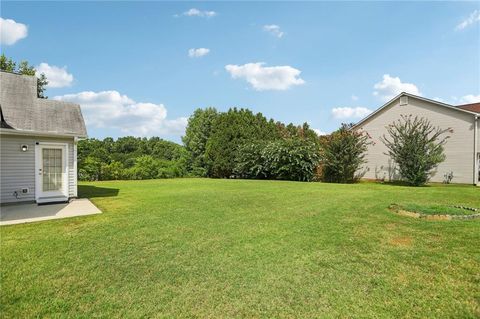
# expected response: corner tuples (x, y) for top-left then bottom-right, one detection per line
(101, 161), (125, 180)
(320, 124), (370, 183)
(77, 137), (191, 181)
(234, 141), (270, 179)
(126, 156), (160, 180)
(205, 108), (280, 178)
(78, 156), (102, 181)
(381, 115), (451, 186)
(235, 139), (321, 181)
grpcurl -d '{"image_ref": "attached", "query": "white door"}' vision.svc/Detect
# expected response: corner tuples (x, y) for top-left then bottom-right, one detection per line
(36, 144), (68, 199)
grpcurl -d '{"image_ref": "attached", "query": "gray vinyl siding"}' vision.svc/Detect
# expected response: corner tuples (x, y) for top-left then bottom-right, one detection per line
(357, 96), (476, 184)
(0, 134), (76, 204)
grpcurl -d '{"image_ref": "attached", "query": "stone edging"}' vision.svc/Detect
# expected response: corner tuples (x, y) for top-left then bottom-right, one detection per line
(389, 204), (480, 221)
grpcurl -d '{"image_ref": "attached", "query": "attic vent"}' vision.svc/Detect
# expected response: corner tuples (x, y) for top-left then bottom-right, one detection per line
(400, 96), (408, 106)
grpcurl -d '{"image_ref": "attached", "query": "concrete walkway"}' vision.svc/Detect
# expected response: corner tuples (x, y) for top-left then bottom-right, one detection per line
(0, 199), (102, 226)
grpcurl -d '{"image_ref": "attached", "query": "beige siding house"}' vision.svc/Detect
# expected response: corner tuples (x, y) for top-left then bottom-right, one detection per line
(354, 93), (479, 185)
(0, 71), (87, 204)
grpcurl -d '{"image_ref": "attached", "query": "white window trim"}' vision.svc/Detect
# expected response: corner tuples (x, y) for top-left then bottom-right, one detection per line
(73, 137), (78, 197)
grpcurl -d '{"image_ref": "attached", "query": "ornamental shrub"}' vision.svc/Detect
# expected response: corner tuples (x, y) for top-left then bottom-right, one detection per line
(381, 115), (451, 186)
(320, 124), (370, 183)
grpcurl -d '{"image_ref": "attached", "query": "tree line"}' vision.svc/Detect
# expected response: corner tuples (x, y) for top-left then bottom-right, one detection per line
(78, 108), (331, 182)
(79, 107), (450, 186)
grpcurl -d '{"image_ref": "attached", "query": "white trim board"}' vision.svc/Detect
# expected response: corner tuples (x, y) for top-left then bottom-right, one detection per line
(35, 142), (69, 203)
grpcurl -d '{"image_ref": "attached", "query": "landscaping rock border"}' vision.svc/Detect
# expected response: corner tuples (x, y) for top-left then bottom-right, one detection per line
(389, 204), (480, 221)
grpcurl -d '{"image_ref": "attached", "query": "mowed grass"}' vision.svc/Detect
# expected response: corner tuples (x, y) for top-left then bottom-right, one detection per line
(1, 179), (479, 318)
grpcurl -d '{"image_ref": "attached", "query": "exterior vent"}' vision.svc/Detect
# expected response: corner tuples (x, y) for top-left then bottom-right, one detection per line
(400, 96), (408, 106)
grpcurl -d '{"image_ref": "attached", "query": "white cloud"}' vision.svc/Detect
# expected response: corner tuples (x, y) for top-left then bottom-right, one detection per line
(456, 10), (480, 30)
(313, 128), (328, 136)
(373, 74), (421, 102)
(351, 95), (359, 101)
(263, 25), (284, 38)
(188, 48), (210, 58)
(53, 91), (187, 137)
(432, 97), (445, 103)
(182, 8), (217, 18)
(225, 62), (305, 91)
(35, 63), (74, 88)
(0, 18), (28, 45)
(331, 107), (373, 119)
(459, 94), (480, 104)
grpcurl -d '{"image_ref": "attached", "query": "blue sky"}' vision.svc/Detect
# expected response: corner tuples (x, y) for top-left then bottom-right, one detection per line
(1, 1), (479, 142)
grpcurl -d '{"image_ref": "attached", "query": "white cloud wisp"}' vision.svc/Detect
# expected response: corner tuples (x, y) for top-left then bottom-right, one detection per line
(373, 74), (421, 102)
(225, 62), (305, 91)
(331, 107), (373, 119)
(35, 63), (74, 88)
(0, 17), (28, 45)
(188, 48), (210, 58)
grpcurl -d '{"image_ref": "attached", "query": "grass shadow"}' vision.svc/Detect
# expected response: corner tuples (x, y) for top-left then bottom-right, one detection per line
(78, 185), (120, 198)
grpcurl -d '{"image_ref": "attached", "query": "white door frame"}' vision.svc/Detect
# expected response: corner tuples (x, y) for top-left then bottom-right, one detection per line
(35, 142), (69, 201)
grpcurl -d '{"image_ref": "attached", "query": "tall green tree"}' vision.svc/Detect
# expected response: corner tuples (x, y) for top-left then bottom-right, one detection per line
(182, 107), (219, 176)
(381, 115), (451, 186)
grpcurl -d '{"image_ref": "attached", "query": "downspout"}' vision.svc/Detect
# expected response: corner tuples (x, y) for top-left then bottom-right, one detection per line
(475, 115), (479, 186)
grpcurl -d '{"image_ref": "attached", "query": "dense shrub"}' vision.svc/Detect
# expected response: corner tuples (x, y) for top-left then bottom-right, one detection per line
(78, 156), (102, 181)
(381, 115), (451, 186)
(101, 161), (125, 180)
(320, 124), (370, 183)
(235, 139), (321, 181)
(204, 108), (280, 178)
(77, 137), (191, 181)
(124, 156), (187, 180)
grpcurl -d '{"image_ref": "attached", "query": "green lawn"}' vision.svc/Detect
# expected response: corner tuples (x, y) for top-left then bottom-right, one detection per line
(1, 179), (479, 318)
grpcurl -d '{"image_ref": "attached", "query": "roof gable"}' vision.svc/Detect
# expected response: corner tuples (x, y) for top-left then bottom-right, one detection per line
(353, 92), (478, 129)
(0, 71), (87, 137)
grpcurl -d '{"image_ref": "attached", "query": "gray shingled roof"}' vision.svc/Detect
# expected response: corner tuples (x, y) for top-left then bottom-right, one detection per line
(0, 71), (87, 137)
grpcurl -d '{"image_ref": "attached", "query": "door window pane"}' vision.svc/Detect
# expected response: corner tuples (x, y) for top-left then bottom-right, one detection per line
(42, 148), (63, 191)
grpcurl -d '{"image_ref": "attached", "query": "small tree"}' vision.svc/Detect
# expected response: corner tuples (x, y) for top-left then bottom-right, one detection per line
(381, 115), (451, 186)
(320, 124), (370, 183)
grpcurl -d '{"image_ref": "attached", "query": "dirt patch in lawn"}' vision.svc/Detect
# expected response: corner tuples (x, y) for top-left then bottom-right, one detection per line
(390, 236), (412, 247)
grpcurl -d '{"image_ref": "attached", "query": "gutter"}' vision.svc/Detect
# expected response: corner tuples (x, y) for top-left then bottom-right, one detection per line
(0, 128), (87, 139)
(475, 115), (479, 186)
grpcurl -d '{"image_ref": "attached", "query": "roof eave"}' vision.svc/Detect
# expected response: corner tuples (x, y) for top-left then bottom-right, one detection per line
(0, 128), (87, 138)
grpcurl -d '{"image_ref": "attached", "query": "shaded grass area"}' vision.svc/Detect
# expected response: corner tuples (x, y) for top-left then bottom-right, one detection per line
(402, 203), (478, 216)
(1, 179), (479, 318)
